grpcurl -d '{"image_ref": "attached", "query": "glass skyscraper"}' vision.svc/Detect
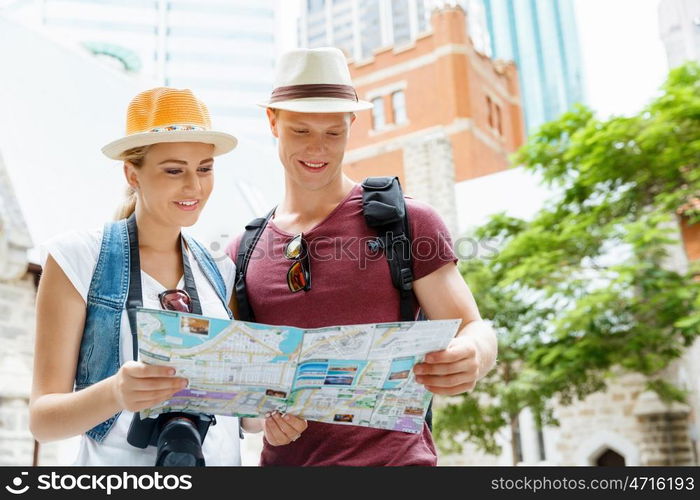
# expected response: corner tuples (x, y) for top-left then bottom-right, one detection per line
(299, 0), (433, 60)
(658, 0), (700, 69)
(482, 0), (585, 134)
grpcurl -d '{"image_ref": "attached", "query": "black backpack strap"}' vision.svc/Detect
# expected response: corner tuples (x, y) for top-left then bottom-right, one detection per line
(362, 177), (434, 431)
(361, 176), (415, 322)
(234, 207), (275, 322)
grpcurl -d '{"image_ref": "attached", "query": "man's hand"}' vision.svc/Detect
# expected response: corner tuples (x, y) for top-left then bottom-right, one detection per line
(263, 411), (308, 446)
(413, 335), (481, 396)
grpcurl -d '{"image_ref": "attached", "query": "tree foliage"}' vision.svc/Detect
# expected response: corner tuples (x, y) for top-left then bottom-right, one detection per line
(435, 63), (700, 458)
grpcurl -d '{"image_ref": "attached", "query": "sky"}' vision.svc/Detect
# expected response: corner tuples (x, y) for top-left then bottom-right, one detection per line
(573, 0), (668, 118)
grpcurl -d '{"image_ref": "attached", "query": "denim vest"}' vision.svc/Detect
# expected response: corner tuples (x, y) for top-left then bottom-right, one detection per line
(78, 218), (233, 442)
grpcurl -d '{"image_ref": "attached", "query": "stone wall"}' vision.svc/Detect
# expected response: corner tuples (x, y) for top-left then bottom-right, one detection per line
(0, 274), (44, 465)
(0, 272), (70, 466)
(403, 130), (459, 236)
(439, 367), (699, 466)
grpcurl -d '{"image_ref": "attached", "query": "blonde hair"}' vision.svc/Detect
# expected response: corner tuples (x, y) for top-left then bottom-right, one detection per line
(114, 145), (151, 220)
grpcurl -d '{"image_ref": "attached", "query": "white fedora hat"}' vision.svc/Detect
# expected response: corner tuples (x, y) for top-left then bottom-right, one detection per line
(258, 47), (373, 113)
(102, 87), (237, 160)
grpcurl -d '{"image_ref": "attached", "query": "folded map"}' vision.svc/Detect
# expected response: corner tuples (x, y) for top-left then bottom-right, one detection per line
(136, 308), (460, 433)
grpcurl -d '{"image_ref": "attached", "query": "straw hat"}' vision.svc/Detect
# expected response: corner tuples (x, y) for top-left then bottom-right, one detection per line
(258, 47), (372, 113)
(102, 87), (237, 160)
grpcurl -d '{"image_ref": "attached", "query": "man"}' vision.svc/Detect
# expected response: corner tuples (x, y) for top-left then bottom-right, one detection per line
(227, 47), (497, 466)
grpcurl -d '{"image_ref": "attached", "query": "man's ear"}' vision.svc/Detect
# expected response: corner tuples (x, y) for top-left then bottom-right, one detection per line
(123, 161), (139, 190)
(266, 108), (279, 138)
(345, 112), (356, 137)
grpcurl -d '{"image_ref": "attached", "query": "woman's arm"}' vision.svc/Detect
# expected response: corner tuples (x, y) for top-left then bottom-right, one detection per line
(29, 255), (187, 443)
(228, 288), (240, 319)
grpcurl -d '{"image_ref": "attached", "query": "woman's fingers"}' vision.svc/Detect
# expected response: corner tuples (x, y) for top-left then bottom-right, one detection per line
(122, 361), (176, 378)
(114, 362), (187, 412)
(132, 388), (184, 404)
(130, 377), (188, 392)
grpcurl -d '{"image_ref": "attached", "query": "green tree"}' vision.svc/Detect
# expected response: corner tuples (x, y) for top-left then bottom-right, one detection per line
(434, 62), (700, 462)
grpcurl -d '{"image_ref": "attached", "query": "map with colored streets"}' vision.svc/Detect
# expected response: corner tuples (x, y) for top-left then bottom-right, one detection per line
(136, 308), (460, 433)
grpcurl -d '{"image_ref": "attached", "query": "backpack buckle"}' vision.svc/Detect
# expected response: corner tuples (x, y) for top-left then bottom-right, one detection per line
(399, 268), (413, 291)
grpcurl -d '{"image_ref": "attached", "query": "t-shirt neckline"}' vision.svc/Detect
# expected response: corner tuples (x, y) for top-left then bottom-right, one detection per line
(268, 183), (361, 238)
(141, 270), (184, 292)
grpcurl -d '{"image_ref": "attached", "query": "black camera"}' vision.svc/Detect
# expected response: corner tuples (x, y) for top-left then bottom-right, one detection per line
(127, 411), (216, 466)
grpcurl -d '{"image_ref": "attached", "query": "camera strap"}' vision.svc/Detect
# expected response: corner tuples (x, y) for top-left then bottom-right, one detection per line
(125, 213), (202, 361)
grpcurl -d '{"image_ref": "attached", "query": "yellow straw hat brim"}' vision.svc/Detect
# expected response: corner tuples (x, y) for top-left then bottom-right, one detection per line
(101, 130), (237, 160)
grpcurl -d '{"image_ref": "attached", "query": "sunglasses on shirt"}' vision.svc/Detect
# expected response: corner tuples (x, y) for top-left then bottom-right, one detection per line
(284, 233), (311, 293)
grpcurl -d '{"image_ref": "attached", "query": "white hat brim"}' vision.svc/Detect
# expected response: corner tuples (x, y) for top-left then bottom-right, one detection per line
(257, 97), (373, 113)
(101, 130), (238, 160)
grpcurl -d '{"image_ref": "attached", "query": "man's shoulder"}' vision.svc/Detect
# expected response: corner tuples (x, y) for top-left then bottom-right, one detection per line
(404, 196), (448, 233)
(225, 232), (244, 263)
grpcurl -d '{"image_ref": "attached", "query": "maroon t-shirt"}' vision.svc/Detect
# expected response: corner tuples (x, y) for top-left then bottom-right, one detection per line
(226, 183), (457, 466)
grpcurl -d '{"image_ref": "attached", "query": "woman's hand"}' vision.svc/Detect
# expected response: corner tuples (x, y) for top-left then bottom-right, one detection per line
(111, 361), (188, 412)
(263, 411), (308, 446)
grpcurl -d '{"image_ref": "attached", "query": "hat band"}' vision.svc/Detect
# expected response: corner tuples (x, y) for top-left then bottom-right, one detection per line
(148, 125), (207, 133)
(269, 84), (358, 103)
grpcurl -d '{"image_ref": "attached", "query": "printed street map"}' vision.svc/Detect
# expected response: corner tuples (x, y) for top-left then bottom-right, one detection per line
(136, 308), (460, 433)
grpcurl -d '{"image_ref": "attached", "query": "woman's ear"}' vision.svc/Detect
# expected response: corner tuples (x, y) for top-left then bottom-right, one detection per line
(123, 161), (139, 190)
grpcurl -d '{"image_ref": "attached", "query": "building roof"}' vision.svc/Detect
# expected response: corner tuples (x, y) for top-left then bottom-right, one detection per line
(0, 149), (32, 280)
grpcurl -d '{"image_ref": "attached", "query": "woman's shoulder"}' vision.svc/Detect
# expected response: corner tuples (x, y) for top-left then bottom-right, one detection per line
(39, 227), (105, 303)
(39, 227), (104, 268)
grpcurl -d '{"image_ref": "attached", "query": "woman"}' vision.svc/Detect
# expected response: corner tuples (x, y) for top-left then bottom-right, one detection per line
(29, 87), (305, 466)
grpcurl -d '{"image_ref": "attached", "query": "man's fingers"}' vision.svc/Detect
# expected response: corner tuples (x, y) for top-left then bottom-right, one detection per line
(414, 358), (472, 376)
(424, 381), (476, 396)
(264, 416), (289, 446)
(423, 343), (476, 364)
(415, 370), (476, 388)
(273, 413), (306, 437)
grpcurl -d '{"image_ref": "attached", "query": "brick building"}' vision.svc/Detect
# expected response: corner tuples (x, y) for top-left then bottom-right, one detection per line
(343, 5), (524, 233)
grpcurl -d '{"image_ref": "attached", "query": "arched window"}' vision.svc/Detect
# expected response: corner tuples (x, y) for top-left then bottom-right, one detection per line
(595, 448), (626, 466)
(81, 42), (142, 73)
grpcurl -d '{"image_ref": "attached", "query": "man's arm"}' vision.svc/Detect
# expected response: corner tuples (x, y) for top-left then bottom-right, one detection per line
(411, 263), (498, 396)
